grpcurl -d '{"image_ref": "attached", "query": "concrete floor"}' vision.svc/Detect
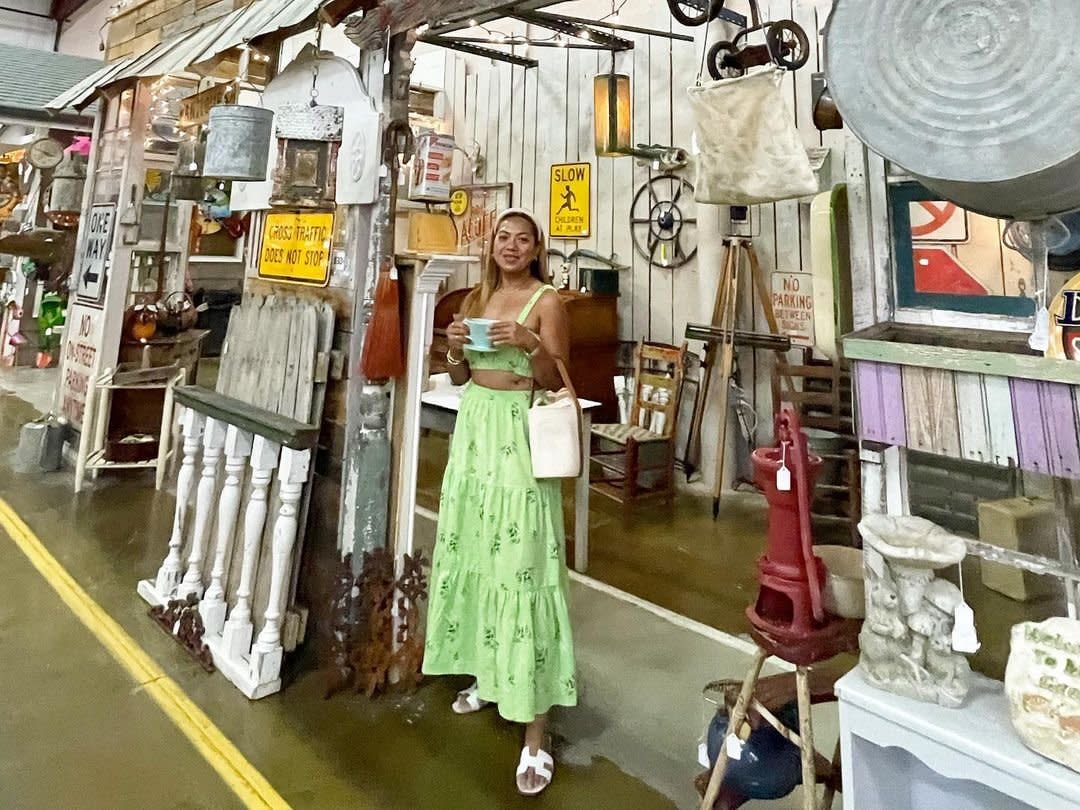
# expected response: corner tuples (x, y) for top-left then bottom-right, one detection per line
(0, 375), (841, 809)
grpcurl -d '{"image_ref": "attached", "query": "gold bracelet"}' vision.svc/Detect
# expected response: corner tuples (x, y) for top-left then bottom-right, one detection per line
(446, 348), (465, 366)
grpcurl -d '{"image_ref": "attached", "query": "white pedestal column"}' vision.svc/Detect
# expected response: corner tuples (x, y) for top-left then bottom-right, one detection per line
(394, 255), (477, 569)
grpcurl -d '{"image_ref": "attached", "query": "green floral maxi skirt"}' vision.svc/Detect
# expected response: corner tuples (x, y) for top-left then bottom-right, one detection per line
(423, 383), (578, 723)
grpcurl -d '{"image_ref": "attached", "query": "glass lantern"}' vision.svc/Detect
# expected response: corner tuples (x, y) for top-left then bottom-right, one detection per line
(270, 102), (343, 208)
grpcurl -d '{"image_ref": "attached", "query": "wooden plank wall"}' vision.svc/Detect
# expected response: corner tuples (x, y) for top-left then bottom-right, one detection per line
(850, 358), (1080, 483)
(441, 1), (839, 486)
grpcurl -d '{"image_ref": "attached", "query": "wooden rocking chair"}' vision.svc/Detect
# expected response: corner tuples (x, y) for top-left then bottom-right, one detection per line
(590, 340), (687, 504)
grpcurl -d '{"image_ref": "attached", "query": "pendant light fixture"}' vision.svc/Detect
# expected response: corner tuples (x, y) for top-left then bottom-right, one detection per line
(594, 52), (631, 157)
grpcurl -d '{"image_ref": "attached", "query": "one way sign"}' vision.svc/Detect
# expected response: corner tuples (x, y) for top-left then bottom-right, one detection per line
(76, 203), (115, 305)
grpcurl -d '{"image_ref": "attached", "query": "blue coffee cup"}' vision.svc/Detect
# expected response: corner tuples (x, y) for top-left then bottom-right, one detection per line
(464, 318), (496, 350)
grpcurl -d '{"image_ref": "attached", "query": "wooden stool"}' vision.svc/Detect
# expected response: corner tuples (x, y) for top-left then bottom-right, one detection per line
(699, 617), (859, 810)
(699, 649), (842, 810)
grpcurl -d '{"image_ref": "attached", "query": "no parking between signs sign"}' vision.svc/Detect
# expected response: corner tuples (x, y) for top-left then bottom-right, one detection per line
(76, 204), (114, 306)
(771, 271), (815, 347)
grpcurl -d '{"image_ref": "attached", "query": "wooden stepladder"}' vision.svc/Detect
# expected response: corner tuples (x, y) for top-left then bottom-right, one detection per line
(684, 237), (789, 517)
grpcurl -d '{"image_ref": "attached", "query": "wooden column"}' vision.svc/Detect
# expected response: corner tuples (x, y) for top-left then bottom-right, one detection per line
(392, 255), (477, 569)
(221, 435), (280, 658)
(250, 446), (311, 692)
(152, 407), (204, 599)
(178, 416), (227, 600)
(200, 425), (253, 635)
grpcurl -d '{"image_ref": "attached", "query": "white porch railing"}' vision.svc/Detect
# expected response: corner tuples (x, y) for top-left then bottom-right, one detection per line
(138, 385), (319, 699)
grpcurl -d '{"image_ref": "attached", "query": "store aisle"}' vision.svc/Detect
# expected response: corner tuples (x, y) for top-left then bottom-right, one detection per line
(0, 388), (677, 808)
(0, 379), (839, 810)
(0, 519), (245, 810)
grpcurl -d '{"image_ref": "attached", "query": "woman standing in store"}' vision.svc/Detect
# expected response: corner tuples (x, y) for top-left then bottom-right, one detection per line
(423, 208), (576, 796)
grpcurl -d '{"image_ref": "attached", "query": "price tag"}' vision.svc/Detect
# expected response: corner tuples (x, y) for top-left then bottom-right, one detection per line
(776, 441), (792, 492)
(1029, 306), (1050, 352)
(725, 734), (744, 761)
(952, 602), (981, 653)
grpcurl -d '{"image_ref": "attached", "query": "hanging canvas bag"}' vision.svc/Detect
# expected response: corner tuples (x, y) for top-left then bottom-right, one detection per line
(687, 67), (819, 205)
(528, 358), (583, 479)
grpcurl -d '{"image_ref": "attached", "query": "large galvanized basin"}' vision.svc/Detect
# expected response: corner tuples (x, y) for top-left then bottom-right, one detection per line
(825, 0), (1080, 220)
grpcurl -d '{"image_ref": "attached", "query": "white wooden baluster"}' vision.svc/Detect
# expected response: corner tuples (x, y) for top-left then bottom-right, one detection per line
(221, 436), (280, 658)
(250, 446), (311, 688)
(200, 425), (253, 636)
(154, 408), (205, 599)
(178, 417), (227, 600)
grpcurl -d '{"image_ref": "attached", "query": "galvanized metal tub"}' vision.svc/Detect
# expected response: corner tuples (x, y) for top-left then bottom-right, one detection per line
(203, 105), (274, 182)
(825, 0), (1080, 220)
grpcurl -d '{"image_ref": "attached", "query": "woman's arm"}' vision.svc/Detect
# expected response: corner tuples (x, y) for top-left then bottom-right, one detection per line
(527, 293), (570, 391)
(446, 312), (471, 385)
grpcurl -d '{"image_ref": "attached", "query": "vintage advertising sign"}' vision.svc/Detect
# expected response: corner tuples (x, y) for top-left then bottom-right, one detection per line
(449, 188), (470, 216)
(451, 183), (512, 256)
(75, 204), (114, 306)
(60, 304), (105, 428)
(180, 84), (231, 129)
(408, 133), (455, 202)
(257, 211), (334, 286)
(771, 271), (815, 347)
(549, 162), (590, 238)
(1048, 270), (1080, 359)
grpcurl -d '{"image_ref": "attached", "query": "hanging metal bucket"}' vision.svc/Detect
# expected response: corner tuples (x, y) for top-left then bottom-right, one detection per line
(48, 152), (86, 213)
(825, 0), (1080, 220)
(203, 104), (273, 182)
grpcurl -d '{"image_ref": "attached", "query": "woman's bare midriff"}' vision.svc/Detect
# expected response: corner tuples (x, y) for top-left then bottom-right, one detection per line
(471, 369), (533, 391)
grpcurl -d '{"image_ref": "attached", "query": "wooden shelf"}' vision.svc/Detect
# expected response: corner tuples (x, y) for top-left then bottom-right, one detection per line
(843, 322), (1080, 385)
(85, 448), (173, 470)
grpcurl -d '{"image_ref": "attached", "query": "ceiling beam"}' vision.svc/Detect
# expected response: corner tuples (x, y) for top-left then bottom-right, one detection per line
(419, 35), (538, 68)
(508, 10), (633, 51)
(425, 0), (554, 37)
(50, 0), (93, 22)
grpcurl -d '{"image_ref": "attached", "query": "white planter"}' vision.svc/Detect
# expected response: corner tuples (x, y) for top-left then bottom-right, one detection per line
(1005, 617), (1080, 774)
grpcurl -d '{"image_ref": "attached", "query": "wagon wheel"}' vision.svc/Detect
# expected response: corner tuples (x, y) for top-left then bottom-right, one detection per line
(707, 40), (745, 80)
(767, 19), (810, 71)
(666, 0), (725, 28)
(631, 174), (698, 269)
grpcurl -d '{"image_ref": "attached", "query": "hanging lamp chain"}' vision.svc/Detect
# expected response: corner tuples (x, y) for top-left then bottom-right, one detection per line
(310, 25), (323, 106)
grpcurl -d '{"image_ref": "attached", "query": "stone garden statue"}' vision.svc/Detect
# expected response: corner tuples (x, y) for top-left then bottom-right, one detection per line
(858, 514), (972, 708)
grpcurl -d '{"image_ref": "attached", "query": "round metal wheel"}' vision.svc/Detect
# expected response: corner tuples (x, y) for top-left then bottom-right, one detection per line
(666, 0), (724, 28)
(767, 19), (810, 71)
(707, 40), (745, 80)
(630, 174), (698, 269)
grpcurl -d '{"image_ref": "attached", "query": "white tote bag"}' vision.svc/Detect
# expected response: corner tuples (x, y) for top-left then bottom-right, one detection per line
(528, 358), (583, 479)
(687, 68), (819, 205)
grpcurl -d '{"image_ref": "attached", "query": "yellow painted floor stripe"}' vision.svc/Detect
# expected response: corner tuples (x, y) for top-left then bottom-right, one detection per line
(0, 496), (291, 810)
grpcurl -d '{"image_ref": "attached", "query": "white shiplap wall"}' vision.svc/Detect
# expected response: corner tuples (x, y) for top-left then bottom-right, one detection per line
(441, 0), (843, 490)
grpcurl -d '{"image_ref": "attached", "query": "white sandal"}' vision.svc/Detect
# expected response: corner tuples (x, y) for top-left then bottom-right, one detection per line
(516, 746), (555, 796)
(451, 682), (491, 715)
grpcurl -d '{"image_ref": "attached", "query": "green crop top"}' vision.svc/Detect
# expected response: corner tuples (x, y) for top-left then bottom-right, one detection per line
(464, 284), (554, 378)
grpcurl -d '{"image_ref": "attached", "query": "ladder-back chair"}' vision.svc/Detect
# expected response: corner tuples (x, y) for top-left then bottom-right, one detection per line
(590, 340), (688, 504)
